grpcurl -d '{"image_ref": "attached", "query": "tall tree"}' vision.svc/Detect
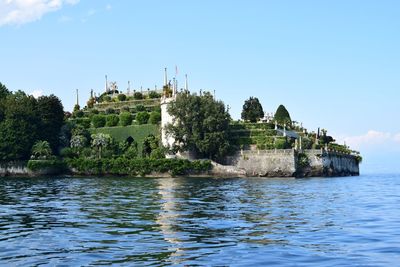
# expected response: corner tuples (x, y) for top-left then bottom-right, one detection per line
(274, 104), (292, 125)
(0, 91), (40, 160)
(0, 82), (11, 122)
(37, 95), (65, 153)
(0, 82), (10, 100)
(241, 97), (264, 122)
(166, 90), (231, 161)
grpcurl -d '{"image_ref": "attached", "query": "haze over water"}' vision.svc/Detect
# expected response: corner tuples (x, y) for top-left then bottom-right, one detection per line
(0, 174), (399, 266)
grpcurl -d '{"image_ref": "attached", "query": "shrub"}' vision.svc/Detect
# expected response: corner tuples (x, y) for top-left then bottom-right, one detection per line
(119, 112), (133, 126)
(149, 111), (161, 124)
(136, 112), (150, 125)
(65, 158), (212, 176)
(274, 137), (290, 149)
(106, 114), (119, 127)
(31, 141), (53, 160)
(60, 147), (77, 159)
(135, 104), (146, 112)
(148, 91), (160, 99)
(73, 110), (84, 118)
(92, 115), (106, 128)
(117, 94), (127, 101)
(75, 118), (91, 129)
(121, 106), (130, 112)
(134, 92), (143, 100)
(103, 95), (112, 102)
(90, 109), (99, 115)
(27, 159), (66, 172)
(105, 108), (115, 115)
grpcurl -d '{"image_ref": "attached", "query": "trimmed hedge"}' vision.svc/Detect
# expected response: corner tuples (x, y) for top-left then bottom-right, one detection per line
(27, 160), (67, 172)
(65, 158), (212, 176)
(92, 115), (106, 128)
(106, 114), (119, 127)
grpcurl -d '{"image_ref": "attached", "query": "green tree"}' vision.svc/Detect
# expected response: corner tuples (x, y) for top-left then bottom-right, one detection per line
(241, 97), (264, 122)
(0, 82), (10, 100)
(92, 114), (106, 128)
(274, 104), (292, 126)
(149, 111), (161, 124)
(106, 114), (119, 127)
(117, 94), (127, 101)
(37, 95), (64, 152)
(166, 90), (232, 161)
(119, 112), (133, 126)
(134, 92), (143, 100)
(31, 140), (53, 159)
(0, 91), (40, 160)
(91, 133), (112, 159)
(136, 111), (150, 125)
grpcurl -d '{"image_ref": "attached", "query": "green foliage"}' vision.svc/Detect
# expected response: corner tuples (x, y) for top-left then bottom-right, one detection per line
(148, 91), (161, 99)
(241, 97), (264, 123)
(27, 159), (67, 172)
(105, 107), (116, 114)
(70, 135), (88, 149)
(73, 118), (91, 129)
(274, 105), (292, 125)
(117, 94), (127, 101)
(142, 134), (161, 158)
(301, 136), (313, 149)
(92, 114), (106, 128)
(166, 90), (232, 162)
(91, 133), (113, 159)
(0, 91), (40, 160)
(297, 153), (310, 168)
(0, 82), (10, 100)
(149, 111), (161, 124)
(73, 110), (84, 118)
(135, 104), (146, 112)
(65, 157), (212, 176)
(136, 111), (150, 125)
(106, 114), (119, 127)
(73, 104), (80, 112)
(90, 124), (159, 155)
(36, 94), (64, 152)
(274, 137), (290, 149)
(134, 92), (143, 100)
(119, 112), (133, 126)
(31, 141), (53, 160)
(103, 95), (112, 102)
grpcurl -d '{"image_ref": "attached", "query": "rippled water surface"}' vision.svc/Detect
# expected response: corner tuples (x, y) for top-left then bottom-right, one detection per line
(0, 174), (399, 266)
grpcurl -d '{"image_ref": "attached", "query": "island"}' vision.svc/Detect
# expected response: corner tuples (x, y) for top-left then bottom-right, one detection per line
(0, 70), (361, 178)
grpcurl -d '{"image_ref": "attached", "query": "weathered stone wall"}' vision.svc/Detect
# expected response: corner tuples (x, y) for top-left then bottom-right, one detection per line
(304, 150), (359, 177)
(225, 149), (297, 177)
(0, 162), (29, 177)
(223, 149), (359, 177)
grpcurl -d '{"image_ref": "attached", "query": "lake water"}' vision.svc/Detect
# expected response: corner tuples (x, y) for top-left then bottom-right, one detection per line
(0, 174), (399, 266)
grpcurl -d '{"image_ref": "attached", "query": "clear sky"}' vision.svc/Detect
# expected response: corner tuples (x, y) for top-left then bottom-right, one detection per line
(1, 0), (399, 173)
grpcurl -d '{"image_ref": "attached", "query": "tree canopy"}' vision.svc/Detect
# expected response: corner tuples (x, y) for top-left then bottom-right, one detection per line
(241, 97), (264, 122)
(274, 104), (292, 125)
(166, 90), (232, 162)
(0, 90), (65, 161)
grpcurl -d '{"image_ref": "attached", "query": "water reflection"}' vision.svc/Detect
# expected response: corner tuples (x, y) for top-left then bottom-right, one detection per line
(0, 175), (399, 266)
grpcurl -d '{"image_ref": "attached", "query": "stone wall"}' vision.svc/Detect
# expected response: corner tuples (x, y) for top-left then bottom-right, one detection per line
(304, 150), (359, 177)
(0, 162), (30, 177)
(223, 149), (359, 177)
(225, 149), (297, 177)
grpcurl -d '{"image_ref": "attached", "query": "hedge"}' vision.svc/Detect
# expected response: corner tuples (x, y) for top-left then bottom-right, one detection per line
(65, 158), (212, 176)
(27, 160), (67, 172)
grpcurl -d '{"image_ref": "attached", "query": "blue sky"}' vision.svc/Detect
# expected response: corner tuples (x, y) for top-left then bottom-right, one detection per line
(1, 0), (399, 173)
